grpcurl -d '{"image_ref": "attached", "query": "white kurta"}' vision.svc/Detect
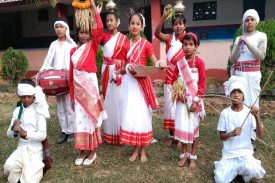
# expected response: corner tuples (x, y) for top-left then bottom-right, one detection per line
(4, 104), (47, 183)
(231, 31), (267, 108)
(40, 40), (76, 134)
(214, 106), (266, 183)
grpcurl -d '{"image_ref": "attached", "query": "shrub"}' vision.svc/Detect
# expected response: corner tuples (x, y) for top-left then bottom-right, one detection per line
(96, 46), (104, 83)
(1, 47), (29, 86)
(227, 19), (275, 93)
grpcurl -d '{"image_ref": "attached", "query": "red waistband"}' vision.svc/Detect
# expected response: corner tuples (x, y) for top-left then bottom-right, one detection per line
(234, 60), (260, 72)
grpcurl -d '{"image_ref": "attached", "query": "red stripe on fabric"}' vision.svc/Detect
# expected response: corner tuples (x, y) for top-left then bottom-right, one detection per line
(165, 67), (178, 84)
(119, 128), (152, 146)
(174, 126), (199, 142)
(164, 119), (175, 130)
(74, 129), (102, 150)
(101, 65), (110, 99)
(169, 49), (185, 65)
(104, 133), (120, 145)
(136, 77), (157, 109)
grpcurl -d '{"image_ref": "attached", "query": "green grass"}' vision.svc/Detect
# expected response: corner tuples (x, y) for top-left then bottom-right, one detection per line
(0, 93), (274, 183)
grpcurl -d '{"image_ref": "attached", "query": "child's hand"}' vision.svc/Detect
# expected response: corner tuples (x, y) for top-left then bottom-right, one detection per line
(238, 36), (246, 46)
(250, 105), (259, 118)
(13, 124), (21, 133)
(128, 65), (137, 76)
(12, 119), (21, 130)
(163, 4), (172, 17)
(96, 2), (103, 13)
(231, 127), (242, 136)
(190, 102), (199, 112)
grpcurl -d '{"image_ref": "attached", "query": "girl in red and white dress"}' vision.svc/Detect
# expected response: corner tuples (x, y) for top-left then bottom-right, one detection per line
(119, 13), (164, 163)
(101, 11), (129, 145)
(154, 4), (186, 146)
(173, 33), (206, 170)
(69, 2), (107, 166)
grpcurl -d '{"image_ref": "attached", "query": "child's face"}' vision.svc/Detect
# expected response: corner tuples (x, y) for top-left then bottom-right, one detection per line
(78, 30), (91, 44)
(173, 19), (185, 36)
(54, 24), (67, 39)
(244, 16), (257, 33)
(182, 39), (197, 57)
(230, 89), (244, 104)
(19, 95), (35, 108)
(106, 14), (118, 31)
(128, 15), (143, 37)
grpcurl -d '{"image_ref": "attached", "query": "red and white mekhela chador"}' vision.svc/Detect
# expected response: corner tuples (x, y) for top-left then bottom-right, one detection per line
(119, 38), (157, 146)
(231, 31), (267, 108)
(69, 14), (107, 151)
(173, 56), (206, 143)
(163, 33), (185, 131)
(101, 32), (128, 144)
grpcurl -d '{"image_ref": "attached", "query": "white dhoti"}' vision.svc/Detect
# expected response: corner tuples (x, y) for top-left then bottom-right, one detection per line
(56, 93), (75, 134)
(214, 154), (266, 183)
(4, 146), (44, 183)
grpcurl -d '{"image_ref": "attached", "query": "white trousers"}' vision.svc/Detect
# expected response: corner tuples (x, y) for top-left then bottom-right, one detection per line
(56, 93), (75, 134)
(4, 146), (44, 183)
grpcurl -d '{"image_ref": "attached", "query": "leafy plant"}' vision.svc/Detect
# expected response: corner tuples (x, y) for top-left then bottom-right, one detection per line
(96, 46), (104, 83)
(227, 19), (275, 93)
(1, 47), (29, 86)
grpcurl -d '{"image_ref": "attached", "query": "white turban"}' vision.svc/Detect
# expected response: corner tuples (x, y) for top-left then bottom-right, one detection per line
(242, 9), (260, 24)
(17, 84), (50, 118)
(224, 76), (247, 99)
(54, 20), (75, 45)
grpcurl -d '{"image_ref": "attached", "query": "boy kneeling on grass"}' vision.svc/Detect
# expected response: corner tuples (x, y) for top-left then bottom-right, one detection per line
(3, 79), (50, 183)
(214, 76), (266, 183)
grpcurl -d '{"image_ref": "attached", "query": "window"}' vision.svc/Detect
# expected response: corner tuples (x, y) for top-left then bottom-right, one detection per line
(193, 1), (217, 21)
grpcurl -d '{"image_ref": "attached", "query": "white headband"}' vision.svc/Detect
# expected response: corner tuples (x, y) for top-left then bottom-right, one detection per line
(17, 84), (35, 96)
(139, 13), (146, 31)
(242, 9), (260, 24)
(17, 84), (50, 118)
(54, 20), (75, 45)
(224, 76), (247, 99)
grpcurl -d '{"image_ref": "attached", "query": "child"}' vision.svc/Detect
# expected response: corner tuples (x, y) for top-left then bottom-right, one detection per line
(100, 10), (129, 145)
(230, 9), (267, 110)
(214, 76), (266, 183)
(40, 16), (76, 144)
(4, 79), (50, 183)
(69, 1), (107, 166)
(154, 4), (186, 146)
(119, 13), (164, 163)
(172, 32), (206, 170)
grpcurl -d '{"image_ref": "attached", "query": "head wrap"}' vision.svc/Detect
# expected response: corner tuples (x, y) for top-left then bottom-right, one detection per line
(54, 20), (75, 45)
(224, 76), (247, 99)
(17, 84), (50, 118)
(242, 9), (260, 24)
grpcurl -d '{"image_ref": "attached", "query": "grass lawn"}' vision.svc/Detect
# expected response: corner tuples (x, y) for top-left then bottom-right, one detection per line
(0, 93), (274, 183)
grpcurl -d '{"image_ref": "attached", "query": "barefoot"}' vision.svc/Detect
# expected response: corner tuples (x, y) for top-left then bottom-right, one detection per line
(178, 157), (188, 167)
(129, 152), (138, 162)
(140, 154), (148, 163)
(165, 138), (173, 147)
(189, 159), (196, 171)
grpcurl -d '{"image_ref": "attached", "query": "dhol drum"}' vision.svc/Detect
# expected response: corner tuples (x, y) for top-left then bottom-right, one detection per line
(37, 70), (69, 95)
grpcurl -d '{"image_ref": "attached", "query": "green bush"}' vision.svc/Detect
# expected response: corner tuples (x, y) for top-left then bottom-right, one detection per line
(227, 19), (275, 93)
(96, 46), (104, 83)
(1, 47), (29, 86)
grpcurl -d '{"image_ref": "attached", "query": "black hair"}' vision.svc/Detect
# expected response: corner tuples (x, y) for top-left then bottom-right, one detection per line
(172, 13), (186, 25)
(128, 13), (144, 25)
(55, 16), (69, 25)
(182, 33), (200, 46)
(106, 11), (119, 20)
(19, 78), (36, 87)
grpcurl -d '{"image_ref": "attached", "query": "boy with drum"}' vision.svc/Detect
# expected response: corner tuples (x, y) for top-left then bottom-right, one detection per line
(39, 17), (76, 144)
